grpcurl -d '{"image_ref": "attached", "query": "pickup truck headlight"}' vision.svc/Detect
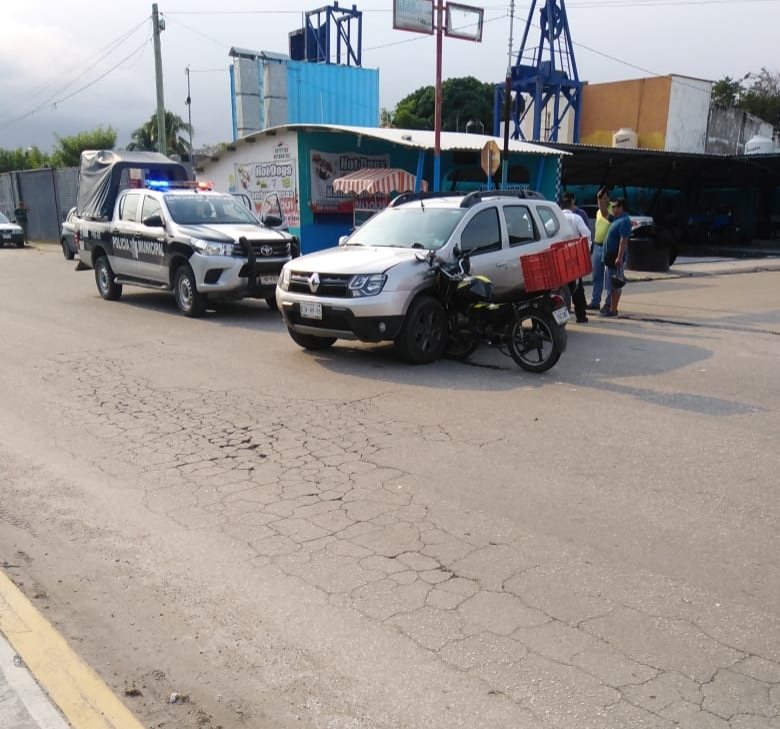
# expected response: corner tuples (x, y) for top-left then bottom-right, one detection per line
(278, 267), (291, 291)
(348, 273), (386, 297)
(190, 237), (233, 256)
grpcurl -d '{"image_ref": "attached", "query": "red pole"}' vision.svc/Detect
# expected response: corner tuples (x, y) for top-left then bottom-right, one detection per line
(434, 0), (443, 191)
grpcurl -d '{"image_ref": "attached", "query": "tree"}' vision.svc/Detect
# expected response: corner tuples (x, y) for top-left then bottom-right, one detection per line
(712, 76), (743, 108)
(128, 111), (193, 157)
(392, 76), (495, 132)
(50, 126), (117, 168)
(739, 67), (780, 129)
(0, 146), (50, 173)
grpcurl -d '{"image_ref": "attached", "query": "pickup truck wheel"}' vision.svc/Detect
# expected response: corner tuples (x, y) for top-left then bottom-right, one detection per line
(61, 238), (75, 260)
(287, 327), (336, 351)
(174, 264), (206, 317)
(95, 256), (122, 301)
(265, 296), (279, 312)
(395, 296), (447, 365)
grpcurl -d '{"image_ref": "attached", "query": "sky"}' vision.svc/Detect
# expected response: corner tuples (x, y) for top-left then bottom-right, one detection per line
(1, 0), (778, 154)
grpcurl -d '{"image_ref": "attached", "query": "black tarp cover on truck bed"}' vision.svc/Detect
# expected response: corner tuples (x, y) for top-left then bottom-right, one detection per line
(76, 150), (189, 220)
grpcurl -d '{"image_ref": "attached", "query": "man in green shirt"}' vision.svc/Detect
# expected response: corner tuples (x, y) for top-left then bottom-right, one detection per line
(587, 187), (612, 310)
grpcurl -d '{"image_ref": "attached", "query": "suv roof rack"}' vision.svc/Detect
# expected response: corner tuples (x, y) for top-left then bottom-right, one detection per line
(389, 191), (461, 207)
(459, 189), (546, 208)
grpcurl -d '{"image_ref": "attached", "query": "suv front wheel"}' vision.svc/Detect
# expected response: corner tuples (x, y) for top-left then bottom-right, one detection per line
(395, 296), (447, 365)
(174, 264), (206, 317)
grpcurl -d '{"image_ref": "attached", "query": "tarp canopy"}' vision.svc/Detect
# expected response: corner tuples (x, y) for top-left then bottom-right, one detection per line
(76, 150), (188, 220)
(332, 168), (428, 197)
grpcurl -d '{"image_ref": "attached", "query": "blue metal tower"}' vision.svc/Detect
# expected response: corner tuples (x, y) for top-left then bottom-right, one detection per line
(289, 3), (363, 67)
(493, 0), (582, 142)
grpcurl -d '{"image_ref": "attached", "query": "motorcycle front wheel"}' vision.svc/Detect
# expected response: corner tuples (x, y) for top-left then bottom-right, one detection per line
(507, 310), (566, 373)
(445, 330), (480, 360)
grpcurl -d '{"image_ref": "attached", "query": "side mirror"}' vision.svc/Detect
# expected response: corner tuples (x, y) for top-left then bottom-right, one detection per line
(143, 214), (164, 228)
(262, 214), (284, 229)
(453, 245), (461, 258)
(338, 235), (349, 247)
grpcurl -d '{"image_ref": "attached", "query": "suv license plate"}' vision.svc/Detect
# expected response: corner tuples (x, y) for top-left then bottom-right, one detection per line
(553, 307), (570, 325)
(300, 301), (322, 320)
(259, 274), (278, 286)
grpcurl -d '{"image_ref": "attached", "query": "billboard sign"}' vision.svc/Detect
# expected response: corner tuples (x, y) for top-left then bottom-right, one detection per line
(445, 3), (484, 42)
(393, 0), (434, 34)
(310, 150), (391, 214)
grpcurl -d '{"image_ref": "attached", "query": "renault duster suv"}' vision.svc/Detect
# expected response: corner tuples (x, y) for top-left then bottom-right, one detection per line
(276, 190), (572, 363)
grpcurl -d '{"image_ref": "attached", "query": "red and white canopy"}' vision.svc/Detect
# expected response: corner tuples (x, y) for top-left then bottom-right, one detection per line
(332, 168), (428, 196)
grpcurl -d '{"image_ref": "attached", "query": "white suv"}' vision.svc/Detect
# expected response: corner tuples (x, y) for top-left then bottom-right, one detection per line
(276, 190), (572, 362)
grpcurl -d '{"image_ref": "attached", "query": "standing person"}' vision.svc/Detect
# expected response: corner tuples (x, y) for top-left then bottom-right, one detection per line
(587, 187), (612, 311)
(601, 197), (632, 318)
(14, 201), (28, 243)
(559, 192), (591, 323)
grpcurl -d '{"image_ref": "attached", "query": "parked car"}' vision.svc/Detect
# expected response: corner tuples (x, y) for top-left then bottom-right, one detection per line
(579, 204), (654, 240)
(60, 207), (78, 259)
(0, 212), (25, 248)
(276, 189), (573, 363)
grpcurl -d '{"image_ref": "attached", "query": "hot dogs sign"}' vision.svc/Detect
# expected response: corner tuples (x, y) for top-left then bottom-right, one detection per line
(309, 150), (391, 213)
(232, 141), (300, 228)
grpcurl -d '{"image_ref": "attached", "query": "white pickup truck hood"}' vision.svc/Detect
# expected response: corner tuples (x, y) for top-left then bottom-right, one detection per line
(288, 245), (422, 275)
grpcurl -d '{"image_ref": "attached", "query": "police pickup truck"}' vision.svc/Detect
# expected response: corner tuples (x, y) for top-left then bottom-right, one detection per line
(75, 150), (296, 316)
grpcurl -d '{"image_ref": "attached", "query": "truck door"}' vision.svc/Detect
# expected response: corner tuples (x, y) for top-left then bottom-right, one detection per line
(110, 192), (144, 277)
(259, 192), (288, 231)
(135, 193), (168, 283)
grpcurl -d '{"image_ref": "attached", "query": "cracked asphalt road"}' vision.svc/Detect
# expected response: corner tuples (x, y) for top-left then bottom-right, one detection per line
(1, 246), (779, 729)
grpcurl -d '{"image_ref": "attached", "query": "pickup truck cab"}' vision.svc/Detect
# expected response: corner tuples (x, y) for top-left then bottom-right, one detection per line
(76, 150), (296, 316)
(276, 189), (572, 361)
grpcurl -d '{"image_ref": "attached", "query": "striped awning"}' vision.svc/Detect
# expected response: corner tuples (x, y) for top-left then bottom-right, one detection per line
(332, 168), (428, 196)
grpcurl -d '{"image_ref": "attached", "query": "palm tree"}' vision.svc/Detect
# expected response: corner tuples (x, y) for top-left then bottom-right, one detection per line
(128, 111), (193, 157)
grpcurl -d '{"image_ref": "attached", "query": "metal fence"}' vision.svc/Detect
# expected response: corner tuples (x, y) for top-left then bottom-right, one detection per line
(0, 167), (79, 243)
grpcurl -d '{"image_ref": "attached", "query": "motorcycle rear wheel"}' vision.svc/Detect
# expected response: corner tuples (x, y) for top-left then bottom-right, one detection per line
(507, 310), (565, 373)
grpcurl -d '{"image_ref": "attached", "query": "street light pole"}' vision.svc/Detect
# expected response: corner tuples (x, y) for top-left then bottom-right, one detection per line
(433, 0), (444, 192)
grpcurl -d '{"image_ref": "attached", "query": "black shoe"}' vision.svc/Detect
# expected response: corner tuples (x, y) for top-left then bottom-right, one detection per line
(576, 315), (589, 323)
(586, 303), (600, 311)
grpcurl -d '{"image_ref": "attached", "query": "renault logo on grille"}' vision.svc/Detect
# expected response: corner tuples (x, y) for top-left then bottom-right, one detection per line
(260, 245), (273, 256)
(308, 272), (320, 293)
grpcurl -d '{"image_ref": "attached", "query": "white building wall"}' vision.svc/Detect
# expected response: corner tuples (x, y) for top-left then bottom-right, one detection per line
(665, 76), (712, 153)
(199, 132), (301, 229)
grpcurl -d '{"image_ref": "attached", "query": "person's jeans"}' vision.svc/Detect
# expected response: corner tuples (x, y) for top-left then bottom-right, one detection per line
(590, 243), (605, 306)
(604, 260), (625, 309)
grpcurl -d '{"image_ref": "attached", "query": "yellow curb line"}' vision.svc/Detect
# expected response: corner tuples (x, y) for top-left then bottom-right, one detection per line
(0, 569), (147, 729)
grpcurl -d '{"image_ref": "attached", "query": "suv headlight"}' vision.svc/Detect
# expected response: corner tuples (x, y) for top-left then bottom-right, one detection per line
(348, 273), (386, 297)
(278, 266), (291, 291)
(190, 237), (233, 256)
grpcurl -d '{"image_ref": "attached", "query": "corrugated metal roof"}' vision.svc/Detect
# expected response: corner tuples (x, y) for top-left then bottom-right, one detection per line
(228, 124), (563, 156)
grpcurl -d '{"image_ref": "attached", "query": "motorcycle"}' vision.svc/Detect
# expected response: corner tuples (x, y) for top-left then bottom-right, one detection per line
(419, 247), (569, 373)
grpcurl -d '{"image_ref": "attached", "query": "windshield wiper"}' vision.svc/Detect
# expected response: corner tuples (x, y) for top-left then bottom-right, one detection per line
(411, 242), (425, 249)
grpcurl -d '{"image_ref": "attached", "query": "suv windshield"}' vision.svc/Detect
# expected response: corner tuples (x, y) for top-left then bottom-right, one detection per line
(164, 194), (260, 225)
(347, 206), (466, 249)
(0, 212), (10, 224)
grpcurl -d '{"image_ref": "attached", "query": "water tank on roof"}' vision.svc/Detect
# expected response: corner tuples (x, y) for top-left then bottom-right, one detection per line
(612, 127), (638, 148)
(744, 135), (775, 155)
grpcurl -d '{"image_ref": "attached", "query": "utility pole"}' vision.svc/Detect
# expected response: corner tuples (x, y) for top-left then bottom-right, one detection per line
(185, 66), (194, 165)
(502, 0), (516, 188)
(152, 4), (167, 156)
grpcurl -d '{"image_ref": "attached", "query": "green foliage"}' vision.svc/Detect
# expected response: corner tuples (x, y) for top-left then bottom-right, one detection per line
(128, 111), (193, 157)
(739, 68), (780, 129)
(393, 76), (495, 132)
(0, 146), (49, 173)
(50, 126), (117, 168)
(712, 76), (743, 108)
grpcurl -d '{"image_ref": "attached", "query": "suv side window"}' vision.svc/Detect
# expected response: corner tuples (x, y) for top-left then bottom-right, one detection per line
(459, 208), (501, 255)
(536, 205), (561, 238)
(119, 193), (142, 223)
(141, 195), (162, 223)
(504, 205), (538, 246)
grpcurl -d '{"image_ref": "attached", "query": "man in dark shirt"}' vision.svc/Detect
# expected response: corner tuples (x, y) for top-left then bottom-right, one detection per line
(601, 197), (632, 318)
(14, 201), (28, 242)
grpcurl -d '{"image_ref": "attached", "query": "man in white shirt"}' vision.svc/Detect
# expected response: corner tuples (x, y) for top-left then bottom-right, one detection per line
(559, 192), (592, 323)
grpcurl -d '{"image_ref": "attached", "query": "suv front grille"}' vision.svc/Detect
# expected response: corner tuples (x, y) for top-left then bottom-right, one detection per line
(232, 240), (290, 258)
(288, 272), (352, 298)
